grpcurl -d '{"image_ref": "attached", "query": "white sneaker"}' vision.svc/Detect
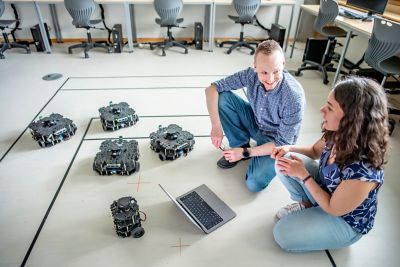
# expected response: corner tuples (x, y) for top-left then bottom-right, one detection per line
(276, 202), (305, 219)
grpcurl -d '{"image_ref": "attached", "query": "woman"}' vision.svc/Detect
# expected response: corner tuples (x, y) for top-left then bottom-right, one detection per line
(271, 76), (389, 252)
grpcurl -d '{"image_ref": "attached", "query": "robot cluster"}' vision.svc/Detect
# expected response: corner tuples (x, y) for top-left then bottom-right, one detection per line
(28, 101), (195, 238)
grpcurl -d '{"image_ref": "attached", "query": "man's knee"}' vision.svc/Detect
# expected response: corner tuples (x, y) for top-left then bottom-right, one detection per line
(245, 174), (274, 192)
(218, 91), (233, 110)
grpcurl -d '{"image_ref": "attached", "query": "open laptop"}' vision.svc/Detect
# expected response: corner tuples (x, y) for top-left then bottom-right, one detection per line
(159, 184), (236, 234)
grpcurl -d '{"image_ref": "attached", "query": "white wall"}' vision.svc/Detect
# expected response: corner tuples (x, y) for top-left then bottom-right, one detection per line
(1, 1), (303, 40)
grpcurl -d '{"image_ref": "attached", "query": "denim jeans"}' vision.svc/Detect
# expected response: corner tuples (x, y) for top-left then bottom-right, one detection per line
(218, 91), (276, 192)
(273, 154), (363, 252)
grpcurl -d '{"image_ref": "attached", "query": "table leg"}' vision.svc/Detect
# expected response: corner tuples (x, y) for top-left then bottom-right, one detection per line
(275, 6), (280, 24)
(284, 4), (294, 52)
(33, 1), (51, 53)
(49, 4), (62, 43)
(333, 30), (352, 84)
(208, 3), (215, 52)
(290, 8), (302, 59)
(124, 2), (134, 52)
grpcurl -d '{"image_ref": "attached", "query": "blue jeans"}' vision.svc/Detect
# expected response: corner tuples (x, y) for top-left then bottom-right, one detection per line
(218, 91), (276, 192)
(273, 154), (363, 252)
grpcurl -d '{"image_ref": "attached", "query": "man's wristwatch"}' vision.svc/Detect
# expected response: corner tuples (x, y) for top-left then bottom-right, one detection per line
(242, 147), (250, 158)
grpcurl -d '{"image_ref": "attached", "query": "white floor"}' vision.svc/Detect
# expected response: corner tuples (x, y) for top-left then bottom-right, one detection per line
(0, 43), (399, 267)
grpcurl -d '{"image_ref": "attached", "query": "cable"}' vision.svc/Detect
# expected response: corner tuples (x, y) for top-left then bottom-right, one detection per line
(99, 4), (112, 44)
(10, 4), (20, 42)
(255, 15), (270, 35)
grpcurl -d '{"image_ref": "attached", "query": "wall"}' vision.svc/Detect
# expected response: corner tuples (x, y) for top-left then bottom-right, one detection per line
(1, 1), (303, 40)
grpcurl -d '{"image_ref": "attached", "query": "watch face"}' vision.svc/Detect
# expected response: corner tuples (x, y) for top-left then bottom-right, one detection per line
(243, 148), (250, 158)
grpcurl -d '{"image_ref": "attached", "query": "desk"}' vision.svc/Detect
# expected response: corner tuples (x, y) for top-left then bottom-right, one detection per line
(213, 0), (296, 52)
(290, 4), (375, 84)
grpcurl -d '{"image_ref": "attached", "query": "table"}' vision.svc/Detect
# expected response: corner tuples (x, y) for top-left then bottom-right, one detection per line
(290, 4), (378, 84)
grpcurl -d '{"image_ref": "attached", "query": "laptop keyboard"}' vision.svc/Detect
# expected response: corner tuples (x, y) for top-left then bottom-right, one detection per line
(180, 191), (223, 230)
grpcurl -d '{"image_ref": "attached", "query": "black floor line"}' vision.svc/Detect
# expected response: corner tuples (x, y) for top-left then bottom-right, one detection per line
(0, 77), (70, 163)
(325, 250), (337, 267)
(20, 118), (94, 267)
(68, 74), (227, 79)
(60, 86), (205, 91)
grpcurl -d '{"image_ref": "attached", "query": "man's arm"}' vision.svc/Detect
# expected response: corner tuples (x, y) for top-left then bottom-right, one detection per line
(205, 84), (223, 148)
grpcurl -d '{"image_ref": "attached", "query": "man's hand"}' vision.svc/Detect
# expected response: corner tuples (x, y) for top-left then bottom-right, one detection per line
(223, 148), (243, 162)
(210, 127), (224, 148)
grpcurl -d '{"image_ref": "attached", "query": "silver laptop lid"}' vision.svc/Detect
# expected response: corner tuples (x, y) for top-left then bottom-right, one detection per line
(158, 184), (203, 232)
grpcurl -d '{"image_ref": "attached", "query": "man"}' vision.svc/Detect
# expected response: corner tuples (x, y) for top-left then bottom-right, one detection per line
(205, 40), (305, 192)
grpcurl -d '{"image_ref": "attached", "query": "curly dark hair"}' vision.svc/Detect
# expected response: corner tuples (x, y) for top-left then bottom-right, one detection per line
(323, 76), (389, 169)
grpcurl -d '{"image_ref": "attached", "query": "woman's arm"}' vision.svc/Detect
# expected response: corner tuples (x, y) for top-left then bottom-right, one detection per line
(304, 178), (377, 216)
(272, 137), (326, 160)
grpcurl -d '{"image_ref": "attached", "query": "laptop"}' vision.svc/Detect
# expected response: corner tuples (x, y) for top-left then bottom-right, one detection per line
(159, 184), (236, 234)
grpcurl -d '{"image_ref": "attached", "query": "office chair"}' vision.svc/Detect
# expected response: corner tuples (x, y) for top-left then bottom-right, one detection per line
(219, 0), (260, 55)
(0, 0), (30, 59)
(149, 0), (188, 56)
(295, 0), (348, 84)
(364, 18), (400, 134)
(64, 0), (112, 58)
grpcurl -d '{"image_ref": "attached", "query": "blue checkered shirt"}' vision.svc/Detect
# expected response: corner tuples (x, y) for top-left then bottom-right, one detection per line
(213, 67), (305, 146)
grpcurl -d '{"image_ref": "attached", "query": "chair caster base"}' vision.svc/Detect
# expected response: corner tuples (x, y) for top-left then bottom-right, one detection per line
(84, 53), (89, 59)
(323, 79), (329, 85)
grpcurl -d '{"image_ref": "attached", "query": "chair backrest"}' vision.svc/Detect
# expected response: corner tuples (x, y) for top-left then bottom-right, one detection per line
(365, 18), (400, 75)
(234, 0), (260, 23)
(0, 0), (5, 18)
(154, 0), (183, 26)
(314, 0), (339, 34)
(64, 0), (95, 28)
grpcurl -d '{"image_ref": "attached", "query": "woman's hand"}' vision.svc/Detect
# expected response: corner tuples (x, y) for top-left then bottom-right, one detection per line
(271, 145), (291, 159)
(223, 148), (243, 162)
(276, 154), (309, 179)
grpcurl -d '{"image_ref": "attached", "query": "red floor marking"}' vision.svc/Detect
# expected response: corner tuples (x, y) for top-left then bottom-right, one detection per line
(171, 238), (190, 256)
(127, 175), (151, 192)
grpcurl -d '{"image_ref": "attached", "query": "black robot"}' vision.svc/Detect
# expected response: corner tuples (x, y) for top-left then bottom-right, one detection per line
(110, 196), (145, 238)
(28, 113), (77, 147)
(93, 137), (140, 175)
(99, 101), (139, 131)
(149, 124), (195, 161)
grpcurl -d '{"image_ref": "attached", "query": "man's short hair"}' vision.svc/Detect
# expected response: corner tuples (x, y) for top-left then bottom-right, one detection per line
(255, 39), (283, 57)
